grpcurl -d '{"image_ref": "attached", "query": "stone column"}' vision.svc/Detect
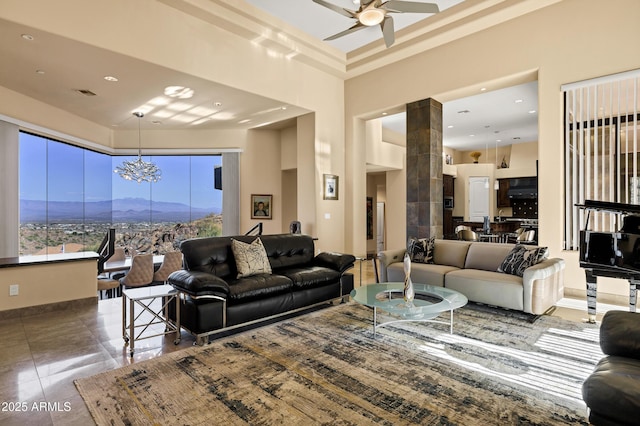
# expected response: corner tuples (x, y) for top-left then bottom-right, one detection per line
(406, 98), (443, 240)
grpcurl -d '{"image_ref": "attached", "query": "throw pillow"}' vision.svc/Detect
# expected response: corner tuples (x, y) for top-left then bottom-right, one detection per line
(407, 236), (435, 264)
(498, 245), (548, 277)
(231, 237), (272, 278)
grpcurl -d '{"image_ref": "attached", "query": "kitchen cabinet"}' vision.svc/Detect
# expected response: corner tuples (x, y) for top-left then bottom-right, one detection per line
(443, 174), (454, 197)
(497, 179), (511, 208)
(443, 175), (455, 239)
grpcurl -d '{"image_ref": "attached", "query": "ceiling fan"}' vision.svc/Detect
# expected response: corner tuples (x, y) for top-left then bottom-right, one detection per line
(312, 0), (440, 48)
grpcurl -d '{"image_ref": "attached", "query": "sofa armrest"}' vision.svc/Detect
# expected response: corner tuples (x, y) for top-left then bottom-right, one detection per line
(313, 252), (356, 274)
(599, 310), (640, 359)
(521, 258), (565, 315)
(168, 270), (230, 298)
(377, 248), (406, 282)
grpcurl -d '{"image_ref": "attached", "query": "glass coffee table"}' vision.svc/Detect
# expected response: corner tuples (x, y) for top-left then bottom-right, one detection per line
(350, 282), (468, 335)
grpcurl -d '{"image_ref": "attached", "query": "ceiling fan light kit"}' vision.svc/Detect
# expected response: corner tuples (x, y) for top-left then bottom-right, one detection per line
(359, 9), (385, 26)
(312, 0), (440, 47)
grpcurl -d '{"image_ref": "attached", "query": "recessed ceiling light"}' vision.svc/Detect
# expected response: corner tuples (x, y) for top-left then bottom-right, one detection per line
(447, 125), (454, 129)
(104, 76), (118, 82)
(238, 119), (251, 124)
(496, 139), (502, 142)
(151, 120), (162, 125)
(457, 110), (470, 114)
(515, 99), (523, 103)
(480, 87), (487, 91)
(21, 34), (34, 41)
(381, 112), (387, 116)
(469, 134), (475, 137)
(35, 70), (45, 75)
(214, 102), (222, 107)
(281, 106), (287, 110)
(528, 110), (536, 114)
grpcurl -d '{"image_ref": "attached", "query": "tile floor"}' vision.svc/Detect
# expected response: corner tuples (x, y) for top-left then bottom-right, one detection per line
(0, 259), (626, 425)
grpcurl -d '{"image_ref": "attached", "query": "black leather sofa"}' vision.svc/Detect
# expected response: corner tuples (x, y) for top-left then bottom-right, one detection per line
(582, 310), (640, 426)
(168, 233), (355, 344)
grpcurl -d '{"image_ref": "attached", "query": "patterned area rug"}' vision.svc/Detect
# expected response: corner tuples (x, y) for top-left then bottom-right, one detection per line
(75, 303), (601, 425)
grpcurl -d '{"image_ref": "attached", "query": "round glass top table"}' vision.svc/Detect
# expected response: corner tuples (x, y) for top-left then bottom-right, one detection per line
(350, 282), (468, 335)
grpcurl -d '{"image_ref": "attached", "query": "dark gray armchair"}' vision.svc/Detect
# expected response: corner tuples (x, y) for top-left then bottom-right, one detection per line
(582, 310), (640, 425)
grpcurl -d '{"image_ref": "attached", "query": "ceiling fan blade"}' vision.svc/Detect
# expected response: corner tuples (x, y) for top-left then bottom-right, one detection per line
(381, 15), (395, 47)
(312, 0), (354, 18)
(324, 22), (367, 41)
(384, 1), (440, 14)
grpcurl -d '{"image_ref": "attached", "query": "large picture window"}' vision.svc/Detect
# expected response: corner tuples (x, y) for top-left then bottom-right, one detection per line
(19, 132), (222, 255)
(563, 70), (640, 250)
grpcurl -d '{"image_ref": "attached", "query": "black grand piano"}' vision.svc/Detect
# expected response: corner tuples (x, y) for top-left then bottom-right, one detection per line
(578, 200), (640, 322)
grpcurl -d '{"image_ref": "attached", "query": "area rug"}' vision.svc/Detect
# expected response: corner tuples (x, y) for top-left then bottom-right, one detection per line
(75, 303), (601, 425)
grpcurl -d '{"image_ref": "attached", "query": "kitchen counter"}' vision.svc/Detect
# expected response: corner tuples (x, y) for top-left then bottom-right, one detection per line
(454, 221), (522, 233)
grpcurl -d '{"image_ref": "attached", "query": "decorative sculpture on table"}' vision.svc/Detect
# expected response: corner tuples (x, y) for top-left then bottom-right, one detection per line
(403, 252), (415, 304)
(483, 216), (491, 234)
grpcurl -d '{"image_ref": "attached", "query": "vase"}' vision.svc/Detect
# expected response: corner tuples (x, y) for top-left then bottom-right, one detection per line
(403, 253), (415, 303)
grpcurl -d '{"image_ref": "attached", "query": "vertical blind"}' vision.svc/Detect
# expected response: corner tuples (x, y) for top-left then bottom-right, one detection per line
(563, 69), (640, 250)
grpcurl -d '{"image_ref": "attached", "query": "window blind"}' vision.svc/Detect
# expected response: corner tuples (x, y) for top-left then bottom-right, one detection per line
(563, 70), (640, 250)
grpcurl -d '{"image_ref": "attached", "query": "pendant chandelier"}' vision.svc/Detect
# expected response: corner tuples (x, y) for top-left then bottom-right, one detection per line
(114, 112), (161, 183)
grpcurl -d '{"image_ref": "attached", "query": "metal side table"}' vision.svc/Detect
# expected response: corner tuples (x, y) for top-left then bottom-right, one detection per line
(122, 284), (181, 357)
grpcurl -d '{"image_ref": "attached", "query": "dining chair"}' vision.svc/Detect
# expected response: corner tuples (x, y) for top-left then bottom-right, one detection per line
(107, 247), (127, 279)
(152, 251), (183, 285)
(457, 229), (478, 241)
(97, 277), (120, 299)
(454, 225), (471, 235)
(505, 227), (526, 244)
(110, 247), (126, 262)
(517, 230), (536, 244)
(119, 253), (154, 289)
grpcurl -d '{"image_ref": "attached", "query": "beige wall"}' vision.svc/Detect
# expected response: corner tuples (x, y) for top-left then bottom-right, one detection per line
(346, 0), (640, 299)
(281, 127), (297, 171)
(368, 119), (405, 171)
(241, 129), (282, 235)
(0, 259), (97, 311)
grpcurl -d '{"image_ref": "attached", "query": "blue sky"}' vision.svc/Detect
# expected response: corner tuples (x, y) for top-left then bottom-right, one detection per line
(19, 132), (222, 210)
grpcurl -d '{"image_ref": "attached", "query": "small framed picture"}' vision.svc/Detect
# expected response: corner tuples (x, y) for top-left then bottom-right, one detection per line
(251, 194), (272, 219)
(323, 174), (339, 200)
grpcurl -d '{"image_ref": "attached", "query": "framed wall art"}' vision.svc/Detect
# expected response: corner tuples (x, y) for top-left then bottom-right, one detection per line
(323, 174), (339, 200)
(366, 197), (373, 240)
(251, 194), (272, 219)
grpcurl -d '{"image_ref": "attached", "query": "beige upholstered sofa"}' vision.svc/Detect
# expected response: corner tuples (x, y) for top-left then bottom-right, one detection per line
(377, 239), (565, 315)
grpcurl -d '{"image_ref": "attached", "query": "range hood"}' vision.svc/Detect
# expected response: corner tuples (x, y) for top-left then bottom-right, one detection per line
(507, 177), (538, 199)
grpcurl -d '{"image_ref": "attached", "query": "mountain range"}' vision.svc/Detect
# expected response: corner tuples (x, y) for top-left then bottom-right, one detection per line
(20, 198), (220, 223)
